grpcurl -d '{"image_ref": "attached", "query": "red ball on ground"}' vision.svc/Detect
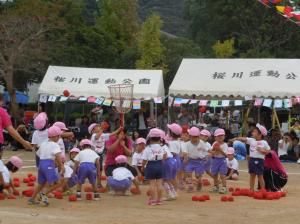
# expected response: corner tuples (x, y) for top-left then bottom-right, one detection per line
(27, 173), (33, 178)
(98, 187), (108, 193)
(197, 196), (206, 202)
(203, 195), (210, 200)
(29, 176), (36, 182)
(273, 192), (281, 200)
(84, 185), (93, 193)
(248, 190), (254, 197)
(280, 192), (286, 197)
(55, 192), (63, 199)
(13, 181), (20, 188)
(69, 195), (77, 202)
(227, 196), (234, 202)
(192, 196), (198, 201)
(266, 194), (274, 200)
(23, 178), (30, 183)
(13, 190), (20, 196)
(86, 193), (93, 200)
(130, 188), (141, 195)
(235, 188), (241, 192)
(228, 187), (234, 192)
(221, 196), (228, 202)
(13, 178), (20, 182)
(27, 182), (34, 187)
(0, 193), (5, 200)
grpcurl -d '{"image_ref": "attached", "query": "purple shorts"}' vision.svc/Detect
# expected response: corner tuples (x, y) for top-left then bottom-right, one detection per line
(248, 158), (264, 175)
(145, 160), (163, 180)
(78, 162), (97, 185)
(204, 158), (211, 172)
(163, 158), (177, 180)
(185, 158), (206, 176)
(38, 160), (59, 185)
(107, 177), (132, 191)
(174, 154), (182, 172)
(211, 157), (227, 176)
(68, 175), (78, 188)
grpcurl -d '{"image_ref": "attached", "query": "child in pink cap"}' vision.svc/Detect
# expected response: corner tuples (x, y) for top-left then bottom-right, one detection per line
(210, 128), (228, 194)
(142, 128), (167, 205)
(200, 129), (213, 178)
(132, 138), (146, 180)
(233, 123), (270, 191)
(226, 147), (239, 180)
(66, 148), (80, 169)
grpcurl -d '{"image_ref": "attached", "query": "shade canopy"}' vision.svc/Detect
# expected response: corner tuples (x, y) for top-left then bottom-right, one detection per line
(169, 59), (300, 98)
(39, 66), (165, 99)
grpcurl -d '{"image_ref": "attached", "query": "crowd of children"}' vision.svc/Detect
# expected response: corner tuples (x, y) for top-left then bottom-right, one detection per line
(0, 111), (287, 207)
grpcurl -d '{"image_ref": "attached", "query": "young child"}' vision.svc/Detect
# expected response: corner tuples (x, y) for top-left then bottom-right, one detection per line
(0, 156), (23, 196)
(89, 123), (120, 188)
(234, 124), (270, 191)
(53, 121), (72, 157)
(73, 139), (100, 200)
(107, 155), (134, 196)
(200, 129), (213, 178)
(66, 147), (80, 169)
(132, 138), (146, 178)
(142, 128), (167, 206)
(226, 147), (239, 180)
(167, 123), (183, 189)
(211, 128), (228, 194)
(183, 127), (209, 192)
(32, 112), (49, 167)
(29, 125), (64, 206)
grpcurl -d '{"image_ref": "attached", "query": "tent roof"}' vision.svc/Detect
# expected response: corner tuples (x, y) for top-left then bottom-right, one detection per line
(169, 59), (300, 98)
(39, 66), (164, 99)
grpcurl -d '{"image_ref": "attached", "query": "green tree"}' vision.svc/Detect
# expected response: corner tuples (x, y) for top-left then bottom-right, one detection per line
(136, 14), (166, 71)
(212, 38), (235, 58)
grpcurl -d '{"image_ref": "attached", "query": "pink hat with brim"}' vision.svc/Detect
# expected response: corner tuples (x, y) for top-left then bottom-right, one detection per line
(148, 128), (162, 138)
(188, 127), (200, 137)
(227, 147), (235, 155)
(34, 112), (48, 130)
(53, 122), (68, 131)
(136, 138), (146, 145)
(9, 156), (23, 169)
(115, 155), (128, 164)
(80, 139), (92, 147)
(214, 128), (225, 137)
(88, 123), (99, 134)
(70, 148), (80, 153)
(48, 126), (62, 138)
(256, 123), (268, 136)
(200, 129), (211, 137)
(167, 123), (182, 135)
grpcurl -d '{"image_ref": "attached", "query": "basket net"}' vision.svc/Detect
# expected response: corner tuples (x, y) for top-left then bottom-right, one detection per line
(108, 84), (134, 114)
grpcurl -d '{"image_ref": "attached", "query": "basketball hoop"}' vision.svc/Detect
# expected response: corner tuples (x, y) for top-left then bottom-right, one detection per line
(108, 84), (134, 127)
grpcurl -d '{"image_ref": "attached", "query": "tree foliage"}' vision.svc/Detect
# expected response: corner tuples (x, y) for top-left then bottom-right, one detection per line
(212, 38), (235, 58)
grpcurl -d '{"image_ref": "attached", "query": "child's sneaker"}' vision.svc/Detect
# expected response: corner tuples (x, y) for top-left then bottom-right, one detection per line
(148, 199), (156, 206)
(93, 193), (100, 201)
(124, 190), (132, 196)
(76, 192), (82, 200)
(40, 193), (49, 206)
(28, 198), (39, 205)
(219, 187), (227, 194)
(210, 186), (219, 193)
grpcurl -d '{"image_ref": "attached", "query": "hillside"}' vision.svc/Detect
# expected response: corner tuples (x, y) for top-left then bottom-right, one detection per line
(139, 0), (187, 36)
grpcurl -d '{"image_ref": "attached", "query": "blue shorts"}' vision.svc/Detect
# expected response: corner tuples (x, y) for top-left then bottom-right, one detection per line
(185, 158), (206, 176)
(204, 158), (211, 172)
(68, 175), (78, 188)
(145, 160), (163, 180)
(38, 160), (58, 185)
(78, 162), (97, 185)
(174, 154), (181, 172)
(107, 177), (132, 191)
(163, 158), (177, 180)
(248, 158), (264, 175)
(211, 157), (227, 176)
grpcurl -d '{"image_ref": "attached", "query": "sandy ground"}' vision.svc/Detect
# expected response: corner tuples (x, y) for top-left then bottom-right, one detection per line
(0, 150), (299, 224)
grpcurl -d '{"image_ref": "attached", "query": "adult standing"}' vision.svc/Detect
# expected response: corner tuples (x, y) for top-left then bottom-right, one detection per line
(79, 115), (89, 140)
(0, 94), (32, 158)
(157, 108), (168, 132)
(134, 109), (148, 138)
(264, 150), (288, 192)
(178, 108), (192, 126)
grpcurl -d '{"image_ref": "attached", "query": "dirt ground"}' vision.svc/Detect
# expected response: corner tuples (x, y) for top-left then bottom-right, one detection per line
(0, 150), (299, 224)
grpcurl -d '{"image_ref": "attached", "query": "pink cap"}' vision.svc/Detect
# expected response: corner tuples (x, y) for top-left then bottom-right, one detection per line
(88, 123), (98, 134)
(167, 123), (182, 135)
(188, 127), (200, 137)
(148, 128), (162, 138)
(53, 122), (68, 131)
(227, 147), (235, 155)
(256, 123), (268, 136)
(9, 156), (23, 169)
(115, 155), (128, 164)
(136, 138), (146, 145)
(80, 139), (92, 147)
(34, 112), (48, 130)
(70, 148), (80, 153)
(48, 126), (62, 138)
(214, 128), (225, 137)
(200, 129), (211, 137)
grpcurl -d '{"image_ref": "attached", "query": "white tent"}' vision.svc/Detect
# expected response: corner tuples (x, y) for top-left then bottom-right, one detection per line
(38, 66), (165, 99)
(169, 59), (300, 98)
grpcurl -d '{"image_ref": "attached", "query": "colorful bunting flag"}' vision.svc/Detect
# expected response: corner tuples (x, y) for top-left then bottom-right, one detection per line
(39, 94), (48, 103)
(234, 100), (243, 106)
(189, 99), (198, 104)
(274, 99), (283, 108)
(210, 100), (219, 107)
(103, 98), (112, 106)
(48, 95), (57, 102)
(263, 99), (273, 108)
(173, 98), (182, 107)
(168, 97), (174, 107)
(153, 97), (162, 104)
(221, 100), (230, 107)
(59, 96), (68, 102)
(199, 100), (208, 106)
(254, 98), (263, 106)
(133, 99), (141, 110)
(284, 98), (292, 108)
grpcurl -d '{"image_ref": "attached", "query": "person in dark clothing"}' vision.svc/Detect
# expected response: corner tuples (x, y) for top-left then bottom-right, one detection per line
(134, 109), (148, 138)
(79, 116), (90, 140)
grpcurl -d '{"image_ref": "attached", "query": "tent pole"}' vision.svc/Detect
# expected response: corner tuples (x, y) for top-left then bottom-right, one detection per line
(288, 108), (292, 130)
(242, 103), (251, 136)
(258, 107), (260, 124)
(272, 107), (275, 129)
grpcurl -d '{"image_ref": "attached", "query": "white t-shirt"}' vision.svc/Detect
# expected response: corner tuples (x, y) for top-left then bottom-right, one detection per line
(142, 144), (167, 161)
(112, 167), (134, 181)
(36, 140), (61, 160)
(74, 149), (99, 164)
(212, 142), (228, 158)
(226, 158), (239, 171)
(278, 140), (290, 157)
(0, 160), (10, 184)
(31, 129), (48, 147)
(132, 152), (144, 166)
(57, 138), (66, 156)
(168, 140), (183, 155)
(183, 140), (209, 159)
(65, 160), (75, 169)
(91, 133), (110, 154)
(247, 138), (271, 159)
(63, 164), (73, 178)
